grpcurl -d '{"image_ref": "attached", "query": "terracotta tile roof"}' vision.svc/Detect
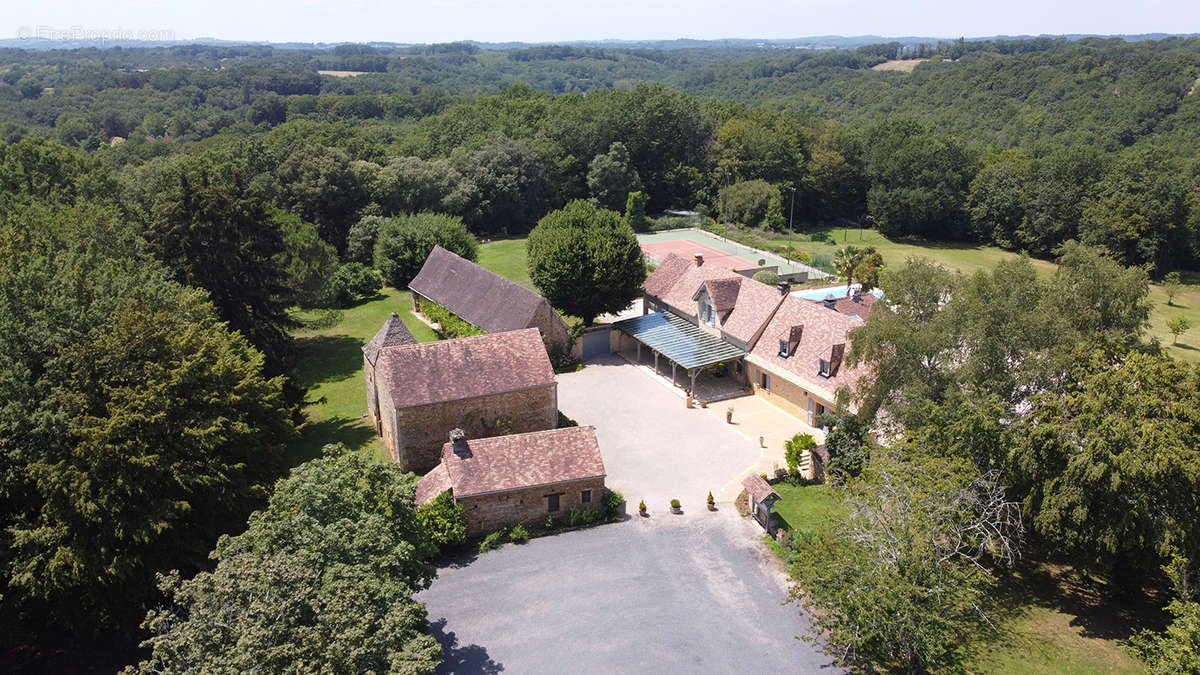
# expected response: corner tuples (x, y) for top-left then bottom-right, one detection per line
(717, 277), (787, 345)
(377, 328), (555, 409)
(362, 312), (417, 366)
(408, 245), (553, 334)
(440, 426), (605, 498)
(814, 292), (877, 320)
(648, 256), (741, 318)
(749, 295), (868, 398)
(742, 474), (780, 503)
(415, 462), (452, 505)
(702, 277), (742, 312)
(642, 253), (692, 299)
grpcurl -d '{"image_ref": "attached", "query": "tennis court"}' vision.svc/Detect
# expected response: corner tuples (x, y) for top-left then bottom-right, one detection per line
(638, 229), (831, 279)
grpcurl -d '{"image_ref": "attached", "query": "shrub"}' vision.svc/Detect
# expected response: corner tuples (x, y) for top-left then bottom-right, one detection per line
(508, 524), (530, 543)
(421, 300), (484, 338)
(707, 491), (715, 504)
(752, 270), (780, 286)
(670, 498), (681, 509)
(568, 505), (600, 527)
(785, 433), (818, 475)
(416, 491), (467, 551)
(478, 530), (506, 553)
(326, 262), (382, 307)
(556, 411), (579, 428)
(602, 488), (625, 522)
(638, 499), (647, 513)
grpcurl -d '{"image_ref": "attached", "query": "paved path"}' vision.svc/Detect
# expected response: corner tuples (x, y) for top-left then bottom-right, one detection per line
(418, 511), (837, 674)
(704, 395), (827, 502)
(557, 356), (760, 508)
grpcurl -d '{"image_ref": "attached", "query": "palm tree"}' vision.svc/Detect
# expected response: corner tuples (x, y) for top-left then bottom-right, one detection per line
(833, 246), (863, 295)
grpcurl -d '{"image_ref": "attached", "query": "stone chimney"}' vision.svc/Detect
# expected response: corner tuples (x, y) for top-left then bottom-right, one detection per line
(449, 428), (470, 457)
(777, 280), (791, 295)
(693, 253), (704, 267)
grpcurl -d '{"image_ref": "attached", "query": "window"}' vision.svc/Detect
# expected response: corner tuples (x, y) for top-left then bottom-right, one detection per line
(581, 490), (592, 504)
(778, 339), (789, 358)
(818, 358), (831, 378)
(547, 493), (560, 513)
(760, 372), (770, 391)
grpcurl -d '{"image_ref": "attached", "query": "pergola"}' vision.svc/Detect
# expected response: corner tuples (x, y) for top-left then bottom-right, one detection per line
(612, 311), (746, 393)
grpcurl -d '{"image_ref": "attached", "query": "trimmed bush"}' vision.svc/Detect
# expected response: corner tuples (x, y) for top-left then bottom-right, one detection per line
(478, 530), (506, 553)
(508, 524), (530, 543)
(602, 489), (625, 522)
(752, 270), (780, 286)
(670, 498), (681, 509)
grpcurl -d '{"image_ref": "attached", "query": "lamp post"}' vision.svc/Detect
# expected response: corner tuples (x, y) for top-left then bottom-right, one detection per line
(786, 186), (796, 264)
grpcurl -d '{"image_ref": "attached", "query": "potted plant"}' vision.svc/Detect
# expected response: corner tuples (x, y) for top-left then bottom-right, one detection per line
(670, 499), (682, 515)
(726, 406), (734, 424)
(638, 500), (648, 517)
(706, 491), (716, 511)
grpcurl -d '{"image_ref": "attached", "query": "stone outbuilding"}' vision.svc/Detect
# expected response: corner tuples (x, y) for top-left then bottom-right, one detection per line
(409, 245), (570, 350)
(363, 312), (418, 435)
(368, 326), (558, 472)
(416, 426), (607, 535)
(743, 474), (781, 532)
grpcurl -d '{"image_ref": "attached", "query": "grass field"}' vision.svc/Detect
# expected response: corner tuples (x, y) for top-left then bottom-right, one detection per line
(770, 481), (841, 537)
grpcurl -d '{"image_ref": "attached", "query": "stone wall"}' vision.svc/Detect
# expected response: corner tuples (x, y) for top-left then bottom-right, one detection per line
(529, 301), (570, 351)
(459, 476), (606, 535)
(364, 356), (380, 432)
(746, 362), (834, 427)
(383, 384), (558, 472)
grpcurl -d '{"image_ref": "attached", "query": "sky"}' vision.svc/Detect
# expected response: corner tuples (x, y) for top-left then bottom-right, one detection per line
(4, 0), (1199, 45)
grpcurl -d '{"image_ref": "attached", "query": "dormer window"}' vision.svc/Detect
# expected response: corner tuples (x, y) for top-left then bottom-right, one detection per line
(778, 339), (789, 358)
(818, 358), (832, 378)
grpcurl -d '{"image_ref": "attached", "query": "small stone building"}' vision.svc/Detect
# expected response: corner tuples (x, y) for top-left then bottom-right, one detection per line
(363, 312), (417, 434)
(416, 426), (607, 535)
(368, 326), (558, 472)
(743, 473), (781, 532)
(409, 245), (570, 350)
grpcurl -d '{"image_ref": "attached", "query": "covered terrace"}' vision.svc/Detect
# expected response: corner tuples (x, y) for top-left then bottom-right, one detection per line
(611, 311), (747, 401)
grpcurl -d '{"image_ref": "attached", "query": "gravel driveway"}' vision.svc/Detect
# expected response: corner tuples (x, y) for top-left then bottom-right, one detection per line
(418, 511), (836, 673)
(555, 355), (762, 509)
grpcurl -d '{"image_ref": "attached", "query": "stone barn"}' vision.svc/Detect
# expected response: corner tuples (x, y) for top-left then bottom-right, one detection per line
(409, 245), (570, 350)
(416, 425), (607, 535)
(368, 326), (558, 472)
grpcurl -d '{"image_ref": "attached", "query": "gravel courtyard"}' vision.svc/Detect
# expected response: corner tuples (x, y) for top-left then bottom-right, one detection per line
(555, 355), (762, 508)
(418, 510), (835, 673)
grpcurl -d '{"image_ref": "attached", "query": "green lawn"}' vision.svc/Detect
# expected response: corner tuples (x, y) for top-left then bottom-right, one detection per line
(289, 288), (436, 467)
(770, 481), (841, 537)
(477, 237), (534, 289)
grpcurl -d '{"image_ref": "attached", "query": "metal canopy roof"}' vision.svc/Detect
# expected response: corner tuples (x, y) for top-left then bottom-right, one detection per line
(612, 311), (746, 370)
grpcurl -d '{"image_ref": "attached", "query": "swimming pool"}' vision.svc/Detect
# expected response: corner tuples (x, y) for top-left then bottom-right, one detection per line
(790, 283), (884, 301)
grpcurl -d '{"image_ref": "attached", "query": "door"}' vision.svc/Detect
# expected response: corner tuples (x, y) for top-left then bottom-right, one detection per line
(580, 327), (611, 359)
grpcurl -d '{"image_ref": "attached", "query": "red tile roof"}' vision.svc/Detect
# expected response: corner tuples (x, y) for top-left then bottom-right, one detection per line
(438, 426), (605, 498)
(378, 328), (555, 409)
(749, 295), (868, 398)
(647, 254), (741, 318)
(742, 474), (780, 503)
(814, 292), (877, 320)
(415, 462), (452, 505)
(702, 277), (743, 312)
(642, 253), (692, 299)
(717, 277), (787, 345)
(362, 312), (417, 366)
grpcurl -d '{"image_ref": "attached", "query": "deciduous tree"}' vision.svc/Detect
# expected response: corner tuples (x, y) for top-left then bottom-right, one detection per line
(374, 212), (478, 288)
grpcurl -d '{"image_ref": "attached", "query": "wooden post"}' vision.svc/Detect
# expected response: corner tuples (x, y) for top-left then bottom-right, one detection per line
(653, 351), (659, 373)
(671, 362), (677, 386)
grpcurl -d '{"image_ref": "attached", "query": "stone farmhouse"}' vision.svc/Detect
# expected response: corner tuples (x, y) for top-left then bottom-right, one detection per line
(615, 251), (869, 421)
(416, 426), (607, 535)
(364, 326), (558, 473)
(409, 245), (570, 350)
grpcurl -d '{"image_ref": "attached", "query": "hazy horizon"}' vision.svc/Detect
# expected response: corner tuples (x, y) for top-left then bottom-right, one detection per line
(4, 0), (1199, 46)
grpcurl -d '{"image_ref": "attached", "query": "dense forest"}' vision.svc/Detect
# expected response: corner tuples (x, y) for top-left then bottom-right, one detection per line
(1, 35), (1200, 670)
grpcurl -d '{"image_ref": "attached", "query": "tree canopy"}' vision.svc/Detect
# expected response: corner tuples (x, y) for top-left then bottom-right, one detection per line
(373, 212), (479, 288)
(527, 200), (645, 325)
